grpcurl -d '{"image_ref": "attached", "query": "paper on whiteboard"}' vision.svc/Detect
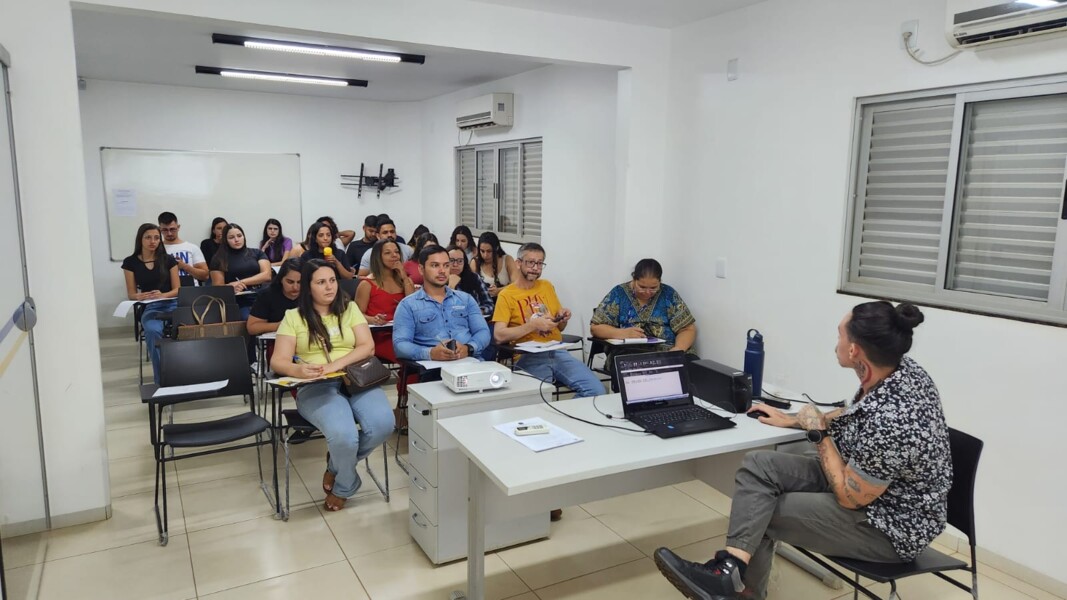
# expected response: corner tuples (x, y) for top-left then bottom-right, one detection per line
(112, 189), (137, 217)
(493, 417), (583, 452)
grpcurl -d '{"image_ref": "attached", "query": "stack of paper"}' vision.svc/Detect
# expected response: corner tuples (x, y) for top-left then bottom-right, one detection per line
(493, 417), (583, 452)
(514, 340), (582, 353)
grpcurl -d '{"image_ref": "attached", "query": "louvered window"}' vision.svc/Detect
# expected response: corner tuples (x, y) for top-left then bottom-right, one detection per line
(842, 79), (1067, 325)
(455, 138), (542, 243)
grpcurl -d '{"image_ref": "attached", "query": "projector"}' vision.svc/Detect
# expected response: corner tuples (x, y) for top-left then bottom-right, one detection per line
(441, 361), (511, 393)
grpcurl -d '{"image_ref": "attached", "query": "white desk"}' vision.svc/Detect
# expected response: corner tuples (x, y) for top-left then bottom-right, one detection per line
(438, 395), (805, 600)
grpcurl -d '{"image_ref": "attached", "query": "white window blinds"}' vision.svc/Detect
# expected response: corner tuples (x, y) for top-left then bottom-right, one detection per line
(455, 138), (542, 243)
(457, 149), (477, 228)
(948, 94), (1067, 301)
(854, 103), (954, 287)
(521, 141), (542, 239)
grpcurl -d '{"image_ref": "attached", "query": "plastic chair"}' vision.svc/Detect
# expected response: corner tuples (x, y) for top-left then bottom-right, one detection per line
(795, 428), (984, 599)
(279, 408), (389, 520)
(139, 336), (276, 546)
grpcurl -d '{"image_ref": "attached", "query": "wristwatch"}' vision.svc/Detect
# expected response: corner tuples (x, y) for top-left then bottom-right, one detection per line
(806, 429), (830, 444)
(465, 343), (476, 356)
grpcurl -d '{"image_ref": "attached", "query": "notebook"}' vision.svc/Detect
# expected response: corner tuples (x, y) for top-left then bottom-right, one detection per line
(615, 351), (735, 439)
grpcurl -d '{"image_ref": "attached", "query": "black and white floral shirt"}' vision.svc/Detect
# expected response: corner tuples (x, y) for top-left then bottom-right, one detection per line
(827, 356), (952, 561)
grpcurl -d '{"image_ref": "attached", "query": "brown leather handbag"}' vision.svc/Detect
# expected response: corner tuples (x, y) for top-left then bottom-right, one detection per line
(176, 296), (247, 340)
(341, 356), (390, 395)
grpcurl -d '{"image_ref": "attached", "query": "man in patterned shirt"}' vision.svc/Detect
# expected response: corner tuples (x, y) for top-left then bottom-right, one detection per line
(654, 301), (951, 600)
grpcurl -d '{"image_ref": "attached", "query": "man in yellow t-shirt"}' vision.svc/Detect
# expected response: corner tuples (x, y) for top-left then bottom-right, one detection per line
(492, 243), (605, 398)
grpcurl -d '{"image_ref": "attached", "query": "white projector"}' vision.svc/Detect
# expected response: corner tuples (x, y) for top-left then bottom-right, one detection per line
(441, 361), (512, 393)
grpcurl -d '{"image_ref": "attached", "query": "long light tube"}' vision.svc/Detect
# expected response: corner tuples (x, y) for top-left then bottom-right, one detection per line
(195, 66), (368, 88)
(212, 33), (425, 64)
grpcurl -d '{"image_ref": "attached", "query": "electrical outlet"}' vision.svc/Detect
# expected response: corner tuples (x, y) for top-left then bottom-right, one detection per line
(900, 20), (919, 50)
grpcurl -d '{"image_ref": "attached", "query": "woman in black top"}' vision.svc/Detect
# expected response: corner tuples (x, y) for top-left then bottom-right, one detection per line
(300, 220), (356, 280)
(209, 222), (272, 320)
(247, 258), (302, 336)
(121, 223), (180, 384)
(200, 217), (228, 265)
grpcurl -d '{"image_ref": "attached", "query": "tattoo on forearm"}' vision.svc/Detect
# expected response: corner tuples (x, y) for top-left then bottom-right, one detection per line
(846, 476), (861, 493)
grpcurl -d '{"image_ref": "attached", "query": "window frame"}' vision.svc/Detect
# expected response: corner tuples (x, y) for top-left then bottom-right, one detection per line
(454, 136), (543, 244)
(840, 74), (1067, 326)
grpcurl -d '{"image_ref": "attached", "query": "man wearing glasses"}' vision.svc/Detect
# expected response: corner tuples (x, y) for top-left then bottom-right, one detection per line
(492, 242), (605, 398)
(158, 211), (208, 286)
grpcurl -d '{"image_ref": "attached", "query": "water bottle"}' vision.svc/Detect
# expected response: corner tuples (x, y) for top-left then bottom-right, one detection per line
(744, 329), (765, 398)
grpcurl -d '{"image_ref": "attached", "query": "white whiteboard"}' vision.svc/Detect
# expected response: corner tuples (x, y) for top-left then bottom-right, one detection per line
(101, 148), (302, 260)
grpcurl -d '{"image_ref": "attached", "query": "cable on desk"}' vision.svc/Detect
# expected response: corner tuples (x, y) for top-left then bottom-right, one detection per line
(762, 389), (844, 408)
(513, 371), (649, 434)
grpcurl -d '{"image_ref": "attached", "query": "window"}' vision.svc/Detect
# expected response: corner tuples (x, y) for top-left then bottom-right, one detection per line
(456, 138), (542, 243)
(841, 77), (1067, 325)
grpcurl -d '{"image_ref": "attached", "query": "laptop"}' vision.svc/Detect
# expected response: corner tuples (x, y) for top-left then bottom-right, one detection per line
(615, 351), (736, 439)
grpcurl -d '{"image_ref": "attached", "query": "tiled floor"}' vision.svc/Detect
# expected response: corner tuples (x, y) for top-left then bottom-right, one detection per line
(2, 329), (1061, 599)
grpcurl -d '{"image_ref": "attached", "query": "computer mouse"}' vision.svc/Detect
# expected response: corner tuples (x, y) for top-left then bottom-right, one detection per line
(747, 410), (770, 419)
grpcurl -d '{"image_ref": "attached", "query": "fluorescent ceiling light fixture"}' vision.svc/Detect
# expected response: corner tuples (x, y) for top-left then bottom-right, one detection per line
(195, 66), (368, 88)
(212, 34), (425, 64)
(1015, 0), (1059, 7)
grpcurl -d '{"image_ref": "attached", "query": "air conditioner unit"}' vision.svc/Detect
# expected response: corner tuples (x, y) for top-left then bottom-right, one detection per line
(456, 93), (513, 131)
(947, 0), (1067, 49)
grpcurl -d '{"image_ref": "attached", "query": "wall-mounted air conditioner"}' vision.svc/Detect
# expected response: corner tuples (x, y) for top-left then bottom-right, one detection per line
(947, 0), (1067, 49)
(456, 93), (513, 131)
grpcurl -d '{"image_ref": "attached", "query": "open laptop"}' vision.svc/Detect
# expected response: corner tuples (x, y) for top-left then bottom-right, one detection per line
(616, 351), (736, 439)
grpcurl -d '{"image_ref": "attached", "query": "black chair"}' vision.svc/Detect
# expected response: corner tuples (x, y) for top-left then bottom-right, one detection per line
(279, 408), (389, 519)
(139, 336), (277, 546)
(177, 285), (236, 306)
(795, 427), (983, 600)
(339, 278), (360, 299)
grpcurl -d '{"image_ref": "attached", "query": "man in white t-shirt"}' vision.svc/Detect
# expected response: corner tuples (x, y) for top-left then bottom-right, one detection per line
(357, 218), (412, 276)
(158, 211), (209, 286)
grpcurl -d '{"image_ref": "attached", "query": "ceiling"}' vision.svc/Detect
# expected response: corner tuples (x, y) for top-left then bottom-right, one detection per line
(468, 0), (768, 29)
(71, 7), (551, 102)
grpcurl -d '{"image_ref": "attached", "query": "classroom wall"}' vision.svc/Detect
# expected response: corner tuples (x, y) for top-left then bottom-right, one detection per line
(419, 64), (622, 329)
(80, 79), (423, 324)
(664, 0), (1067, 588)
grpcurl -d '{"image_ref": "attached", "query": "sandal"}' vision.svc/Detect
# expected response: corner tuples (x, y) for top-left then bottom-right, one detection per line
(323, 492), (346, 512)
(322, 452), (334, 494)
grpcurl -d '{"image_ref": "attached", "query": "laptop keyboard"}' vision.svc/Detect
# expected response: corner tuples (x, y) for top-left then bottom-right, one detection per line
(641, 406), (716, 426)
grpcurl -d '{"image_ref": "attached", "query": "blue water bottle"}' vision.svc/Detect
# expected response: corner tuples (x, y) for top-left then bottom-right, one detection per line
(744, 329), (765, 398)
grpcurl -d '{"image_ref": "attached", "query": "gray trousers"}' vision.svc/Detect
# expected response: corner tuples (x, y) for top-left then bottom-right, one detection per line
(726, 450), (900, 600)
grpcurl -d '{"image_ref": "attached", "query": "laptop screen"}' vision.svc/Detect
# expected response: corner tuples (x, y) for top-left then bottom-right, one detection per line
(616, 351), (691, 412)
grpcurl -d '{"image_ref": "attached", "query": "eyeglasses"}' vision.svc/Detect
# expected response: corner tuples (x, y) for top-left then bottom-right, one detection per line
(159, 226), (179, 233)
(521, 260), (547, 269)
(448, 258), (465, 264)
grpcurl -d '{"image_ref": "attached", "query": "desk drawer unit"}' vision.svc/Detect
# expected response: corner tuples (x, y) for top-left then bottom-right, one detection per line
(407, 394), (435, 446)
(408, 469), (438, 525)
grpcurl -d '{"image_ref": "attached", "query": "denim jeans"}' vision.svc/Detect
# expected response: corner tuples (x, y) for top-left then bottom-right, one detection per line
(726, 450), (899, 600)
(295, 380), (395, 498)
(516, 349), (606, 398)
(141, 299), (177, 384)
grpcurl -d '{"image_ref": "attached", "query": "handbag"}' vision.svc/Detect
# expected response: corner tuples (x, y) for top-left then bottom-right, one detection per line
(176, 296), (248, 340)
(341, 356), (391, 394)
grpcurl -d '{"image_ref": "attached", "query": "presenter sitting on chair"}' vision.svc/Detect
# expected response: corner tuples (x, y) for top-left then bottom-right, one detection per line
(654, 302), (951, 600)
(492, 242), (605, 399)
(393, 244), (492, 363)
(270, 259), (395, 512)
(121, 223), (180, 384)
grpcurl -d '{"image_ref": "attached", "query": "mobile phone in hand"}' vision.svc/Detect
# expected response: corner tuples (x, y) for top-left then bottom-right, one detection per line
(446, 339), (457, 352)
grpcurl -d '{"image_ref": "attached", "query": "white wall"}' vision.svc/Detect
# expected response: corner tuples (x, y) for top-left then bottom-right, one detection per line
(665, 0), (1067, 586)
(80, 79), (423, 324)
(419, 64), (621, 327)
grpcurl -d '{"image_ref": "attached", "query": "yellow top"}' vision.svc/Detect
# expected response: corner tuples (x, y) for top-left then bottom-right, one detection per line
(277, 302), (366, 363)
(492, 279), (562, 344)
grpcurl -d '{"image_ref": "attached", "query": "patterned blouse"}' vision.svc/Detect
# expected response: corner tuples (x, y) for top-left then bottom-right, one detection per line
(591, 282), (696, 350)
(827, 356), (952, 561)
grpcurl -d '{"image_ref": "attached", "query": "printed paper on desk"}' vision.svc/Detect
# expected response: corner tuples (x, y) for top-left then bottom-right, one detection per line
(369, 321), (394, 329)
(152, 379), (228, 398)
(514, 340), (582, 353)
(493, 417), (583, 452)
(416, 356), (479, 370)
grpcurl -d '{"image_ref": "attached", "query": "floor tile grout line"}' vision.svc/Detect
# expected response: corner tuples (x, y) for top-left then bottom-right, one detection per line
(191, 558), (353, 599)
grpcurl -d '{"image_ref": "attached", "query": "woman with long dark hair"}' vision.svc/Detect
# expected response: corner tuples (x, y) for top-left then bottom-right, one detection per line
(270, 259), (394, 512)
(200, 217), (228, 264)
(447, 244), (492, 315)
(449, 225), (475, 263)
(259, 218), (293, 266)
(121, 223), (180, 383)
(473, 231), (517, 301)
(355, 239), (415, 363)
(209, 222), (272, 320)
(298, 220), (356, 280)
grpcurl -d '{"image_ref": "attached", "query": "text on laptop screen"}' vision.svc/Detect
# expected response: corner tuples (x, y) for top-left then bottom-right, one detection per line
(618, 355), (688, 406)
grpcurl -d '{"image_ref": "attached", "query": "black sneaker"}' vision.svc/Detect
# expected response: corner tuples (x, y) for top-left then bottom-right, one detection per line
(654, 548), (745, 600)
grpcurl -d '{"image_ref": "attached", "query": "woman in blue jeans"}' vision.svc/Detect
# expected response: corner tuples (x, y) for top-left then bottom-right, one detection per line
(121, 223), (180, 383)
(270, 259), (395, 511)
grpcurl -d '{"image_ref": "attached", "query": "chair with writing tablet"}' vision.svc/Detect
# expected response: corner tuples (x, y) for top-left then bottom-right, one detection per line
(139, 336), (276, 546)
(794, 427), (983, 600)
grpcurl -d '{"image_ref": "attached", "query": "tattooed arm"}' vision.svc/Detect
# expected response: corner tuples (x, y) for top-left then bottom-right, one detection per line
(798, 405), (888, 509)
